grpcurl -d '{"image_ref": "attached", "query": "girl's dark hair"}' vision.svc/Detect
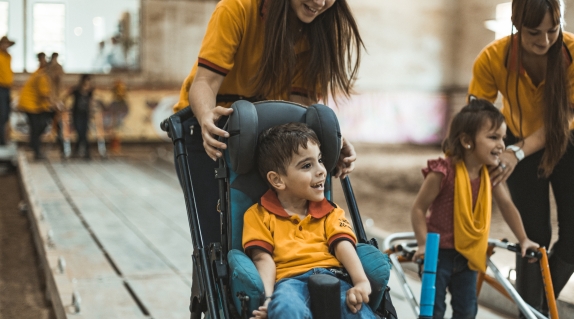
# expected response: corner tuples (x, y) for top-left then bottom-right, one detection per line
(508, 0), (571, 177)
(442, 97), (505, 162)
(257, 122), (320, 180)
(254, 0), (363, 102)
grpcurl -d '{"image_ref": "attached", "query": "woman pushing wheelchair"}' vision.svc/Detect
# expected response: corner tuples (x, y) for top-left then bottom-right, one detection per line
(173, 0), (372, 317)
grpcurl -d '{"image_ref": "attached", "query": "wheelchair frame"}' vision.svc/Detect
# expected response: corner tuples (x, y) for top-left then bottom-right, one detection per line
(382, 232), (558, 319)
(161, 105), (382, 319)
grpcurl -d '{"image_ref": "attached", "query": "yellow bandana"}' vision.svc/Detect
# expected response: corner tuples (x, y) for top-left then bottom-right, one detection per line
(453, 161), (491, 272)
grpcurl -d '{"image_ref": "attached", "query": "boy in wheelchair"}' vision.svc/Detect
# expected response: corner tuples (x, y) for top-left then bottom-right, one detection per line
(242, 122), (378, 319)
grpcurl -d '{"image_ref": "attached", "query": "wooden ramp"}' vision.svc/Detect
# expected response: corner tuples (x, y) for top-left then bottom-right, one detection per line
(19, 152), (194, 319)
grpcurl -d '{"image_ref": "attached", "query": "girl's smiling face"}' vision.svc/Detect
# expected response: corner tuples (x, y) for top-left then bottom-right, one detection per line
(466, 120), (507, 167)
(289, 0), (336, 24)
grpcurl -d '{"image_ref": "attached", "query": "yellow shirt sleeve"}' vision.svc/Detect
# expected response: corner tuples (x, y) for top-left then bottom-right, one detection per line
(324, 207), (357, 247)
(242, 204), (274, 254)
(468, 49), (499, 103)
(197, 0), (245, 75)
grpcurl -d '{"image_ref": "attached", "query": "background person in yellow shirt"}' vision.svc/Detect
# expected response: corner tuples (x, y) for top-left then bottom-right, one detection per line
(468, 0), (574, 315)
(0, 36), (15, 145)
(18, 52), (54, 160)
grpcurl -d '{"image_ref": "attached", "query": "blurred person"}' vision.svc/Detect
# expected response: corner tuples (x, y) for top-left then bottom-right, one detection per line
(47, 52), (64, 97)
(64, 74), (93, 159)
(173, 0), (363, 314)
(18, 52), (54, 160)
(106, 79), (128, 154)
(411, 98), (539, 319)
(0, 36), (15, 145)
(468, 0), (574, 314)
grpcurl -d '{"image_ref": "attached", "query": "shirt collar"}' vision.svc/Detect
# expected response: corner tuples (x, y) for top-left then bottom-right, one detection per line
(506, 34), (573, 73)
(260, 189), (336, 219)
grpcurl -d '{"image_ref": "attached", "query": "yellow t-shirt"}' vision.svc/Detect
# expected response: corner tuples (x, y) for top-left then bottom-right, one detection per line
(0, 51), (13, 88)
(469, 32), (574, 138)
(174, 0), (312, 112)
(242, 189), (357, 281)
(18, 69), (52, 113)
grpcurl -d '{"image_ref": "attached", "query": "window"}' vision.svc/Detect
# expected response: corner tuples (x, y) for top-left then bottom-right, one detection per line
(3, 0), (140, 73)
(484, 2), (514, 39)
(0, 2), (8, 38)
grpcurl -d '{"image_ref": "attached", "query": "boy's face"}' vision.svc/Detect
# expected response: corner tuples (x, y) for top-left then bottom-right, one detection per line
(272, 141), (327, 202)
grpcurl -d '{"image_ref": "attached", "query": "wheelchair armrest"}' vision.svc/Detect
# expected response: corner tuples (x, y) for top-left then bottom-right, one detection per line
(357, 243), (392, 311)
(227, 249), (265, 316)
(309, 274), (341, 319)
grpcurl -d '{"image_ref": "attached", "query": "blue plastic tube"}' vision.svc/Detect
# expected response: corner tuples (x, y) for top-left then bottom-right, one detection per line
(419, 233), (440, 319)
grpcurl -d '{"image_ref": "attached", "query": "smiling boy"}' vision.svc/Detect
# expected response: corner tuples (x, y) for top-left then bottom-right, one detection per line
(242, 122), (376, 319)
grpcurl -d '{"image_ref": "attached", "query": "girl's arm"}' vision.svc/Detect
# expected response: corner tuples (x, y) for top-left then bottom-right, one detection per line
(188, 67), (232, 160)
(410, 172), (443, 261)
(334, 240), (370, 313)
(492, 183), (539, 257)
(249, 249), (276, 319)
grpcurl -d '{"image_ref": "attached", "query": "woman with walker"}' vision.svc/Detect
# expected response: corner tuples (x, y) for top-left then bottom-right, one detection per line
(173, 0), (364, 315)
(469, 0), (574, 315)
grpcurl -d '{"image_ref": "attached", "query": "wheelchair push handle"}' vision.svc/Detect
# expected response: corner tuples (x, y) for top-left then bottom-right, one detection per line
(160, 106), (194, 133)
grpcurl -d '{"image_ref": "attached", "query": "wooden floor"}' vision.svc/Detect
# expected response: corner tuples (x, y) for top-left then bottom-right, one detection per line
(20, 153), (193, 318)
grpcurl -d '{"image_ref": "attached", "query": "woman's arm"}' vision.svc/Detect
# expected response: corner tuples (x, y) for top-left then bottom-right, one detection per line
(410, 172), (442, 261)
(189, 67), (233, 160)
(249, 248), (276, 319)
(492, 183), (539, 258)
(334, 240), (370, 313)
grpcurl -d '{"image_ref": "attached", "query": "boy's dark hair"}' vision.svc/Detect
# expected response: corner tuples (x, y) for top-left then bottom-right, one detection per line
(37, 52), (46, 60)
(257, 122), (321, 179)
(442, 97), (505, 162)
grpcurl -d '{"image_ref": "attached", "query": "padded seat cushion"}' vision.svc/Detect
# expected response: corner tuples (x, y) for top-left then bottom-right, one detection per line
(228, 249), (265, 314)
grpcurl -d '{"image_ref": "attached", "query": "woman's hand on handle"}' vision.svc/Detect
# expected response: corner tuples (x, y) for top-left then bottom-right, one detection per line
(335, 136), (356, 179)
(490, 150), (518, 187)
(197, 106), (233, 160)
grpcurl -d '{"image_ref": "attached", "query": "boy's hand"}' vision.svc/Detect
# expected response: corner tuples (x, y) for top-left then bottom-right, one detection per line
(250, 300), (269, 319)
(520, 238), (540, 263)
(346, 280), (371, 313)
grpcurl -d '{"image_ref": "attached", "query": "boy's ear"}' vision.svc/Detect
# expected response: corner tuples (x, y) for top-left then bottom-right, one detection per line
(459, 134), (473, 150)
(267, 171), (285, 190)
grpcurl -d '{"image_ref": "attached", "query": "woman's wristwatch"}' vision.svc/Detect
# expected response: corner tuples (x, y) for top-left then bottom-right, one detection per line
(506, 145), (525, 162)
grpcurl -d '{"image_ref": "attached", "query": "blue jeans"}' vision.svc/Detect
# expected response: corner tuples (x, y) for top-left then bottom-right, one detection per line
(267, 268), (377, 319)
(433, 249), (477, 319)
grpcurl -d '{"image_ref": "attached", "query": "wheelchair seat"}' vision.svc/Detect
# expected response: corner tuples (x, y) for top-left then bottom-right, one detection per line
(221, 101), (391, 317)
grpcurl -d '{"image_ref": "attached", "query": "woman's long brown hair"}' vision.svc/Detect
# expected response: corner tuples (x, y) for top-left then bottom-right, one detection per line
(254, 0), (364, 102)
(509, 0), (571, 177)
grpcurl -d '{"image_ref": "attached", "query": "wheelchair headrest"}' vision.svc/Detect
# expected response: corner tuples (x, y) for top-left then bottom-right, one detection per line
(227, 100), (342, 175)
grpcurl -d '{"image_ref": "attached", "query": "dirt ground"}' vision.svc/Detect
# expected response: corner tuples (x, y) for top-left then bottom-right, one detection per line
(0, 164), (55, 319)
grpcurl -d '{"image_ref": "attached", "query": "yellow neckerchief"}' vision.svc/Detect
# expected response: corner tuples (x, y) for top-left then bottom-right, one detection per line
(453, 160), (491, 272)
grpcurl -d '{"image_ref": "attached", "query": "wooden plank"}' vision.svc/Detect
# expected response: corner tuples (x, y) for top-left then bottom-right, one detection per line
(50, 164), (176, 277)
(126, 275), (192, 319)
(68, 161), (194, 278)
(72, 278), (147, 319)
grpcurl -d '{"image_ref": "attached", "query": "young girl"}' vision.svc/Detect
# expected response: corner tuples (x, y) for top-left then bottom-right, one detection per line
(410, 98), (539, 319)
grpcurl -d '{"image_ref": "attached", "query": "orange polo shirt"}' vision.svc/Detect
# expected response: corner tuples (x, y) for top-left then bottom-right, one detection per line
(0, 50), (13, 88)
(174, 0), (312, 112)
(243, 189), (357, 281)
(469, 32), (574, 138)
(18, 68), (52, 113)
